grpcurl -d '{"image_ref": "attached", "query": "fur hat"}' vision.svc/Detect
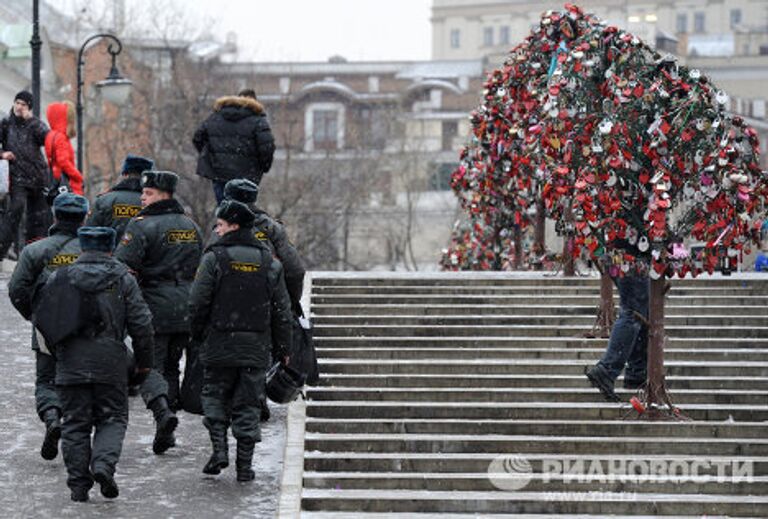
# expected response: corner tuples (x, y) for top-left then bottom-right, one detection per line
(224, 178), (259, 204)
(53, 192), (89, 221)
(14, 90), (33, 109)
(216, 199), (256, 228)
(122, 154), (154, 176)
(78, 226), (116, 253)
(141, 170), (178, 193)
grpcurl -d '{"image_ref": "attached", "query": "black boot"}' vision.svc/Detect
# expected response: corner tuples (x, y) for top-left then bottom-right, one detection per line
(149, 396), (178, 455)
(92, 469), (119, 499)
(236, 440), (255, 482)
(70, 488), (89, 502)
(40, 408), (61, 460)
(202, 424), (229, 475)
(585, 365), (620, 402)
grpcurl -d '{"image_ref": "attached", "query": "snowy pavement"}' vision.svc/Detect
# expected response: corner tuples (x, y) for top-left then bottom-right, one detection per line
(0, 273), (287, 518)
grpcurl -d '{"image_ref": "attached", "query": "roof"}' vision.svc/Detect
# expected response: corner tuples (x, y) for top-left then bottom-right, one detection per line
(220, 59), (483, 78)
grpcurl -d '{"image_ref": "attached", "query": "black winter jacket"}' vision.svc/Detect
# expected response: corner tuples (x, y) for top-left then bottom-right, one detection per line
(0, 111), (49, 188)
(50, 252), (154, 387)
(192, 96), (275, 184)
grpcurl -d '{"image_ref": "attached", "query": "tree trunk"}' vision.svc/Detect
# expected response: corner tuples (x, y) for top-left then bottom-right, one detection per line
(513, 226), (523, 270)
(533, 199), (545, 271)
(585, 270), (615, 338)
(645, 276), (666, 416)
(562, 236), (575, 276)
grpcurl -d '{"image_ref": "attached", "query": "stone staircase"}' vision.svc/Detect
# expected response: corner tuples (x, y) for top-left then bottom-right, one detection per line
(283, 273), (768, 518)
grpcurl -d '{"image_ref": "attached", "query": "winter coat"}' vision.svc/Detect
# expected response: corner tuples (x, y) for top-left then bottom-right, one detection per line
(0, 110), (49, 189)
(115, 198), (203, 334)
(192, 96), (275, 184)
(206, 206), (306, 314)
(87, 176), (143, 244)
(49, 252), (154, 387)
(8, 220), (82, 322)
(44, 102), (83, 195)
(189, 227), (292, 368)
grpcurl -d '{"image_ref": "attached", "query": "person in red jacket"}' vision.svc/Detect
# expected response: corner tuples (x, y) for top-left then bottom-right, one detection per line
(44, 101), (83, 195)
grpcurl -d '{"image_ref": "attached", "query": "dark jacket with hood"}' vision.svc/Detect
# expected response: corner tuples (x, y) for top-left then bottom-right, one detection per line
(115, 198), (203, 334)
(87, 176), (143, 244)
(0, 109), (49, 189)
(8, 220), (83, 323)
(192, 96), (275, 184)
(49, 252), (154, 387)
(189, 227), (292, 368)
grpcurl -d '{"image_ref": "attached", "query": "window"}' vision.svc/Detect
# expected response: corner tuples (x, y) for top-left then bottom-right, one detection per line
(442, 121), (458, 151)
(450, 29), (460, 49)
(676, 13), (687, 33)
(694, 12), (705, 33)
(483, 27), (494, 47)
(499, 26), (511, 45)
(359, 107), (387, 150)
(730, 9), (742, 28)
(429, 163), (458, 191)
(312, 110), (338, 150)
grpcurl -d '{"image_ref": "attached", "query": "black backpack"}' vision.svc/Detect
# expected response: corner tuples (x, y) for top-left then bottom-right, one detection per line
(32, 268), (104, 350)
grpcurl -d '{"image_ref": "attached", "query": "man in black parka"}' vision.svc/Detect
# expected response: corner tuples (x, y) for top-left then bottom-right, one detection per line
(192, 89), (275, 202)
(189, 200), (292, 481)
(44, 226), (154, 502)
(8, 192), (88, 461)
(87, 154), (154, 244)
(115, 171), (203, 454)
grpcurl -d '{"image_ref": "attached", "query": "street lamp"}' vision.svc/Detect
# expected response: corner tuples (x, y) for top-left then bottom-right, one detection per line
(76, 33), (132, 171)
(30, 0), (42, 118)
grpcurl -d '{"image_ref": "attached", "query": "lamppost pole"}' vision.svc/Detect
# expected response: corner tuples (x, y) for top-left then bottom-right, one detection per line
(30, 0), (42, 118)
(76, 33), (128, 172)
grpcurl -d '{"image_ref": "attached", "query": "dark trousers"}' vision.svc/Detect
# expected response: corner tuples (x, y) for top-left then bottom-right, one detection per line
(212, 180), (226, 204)
(58, 383), (128, 492)
(0, 186), (48, 258)
(35, 350), (60, 419)
(597, 275), (650, 382)
(140, 332), (189, 408)
(202, 366), (264, 443)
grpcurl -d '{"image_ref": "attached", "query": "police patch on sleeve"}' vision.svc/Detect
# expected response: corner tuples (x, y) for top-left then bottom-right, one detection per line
(121, 232), (134, 246)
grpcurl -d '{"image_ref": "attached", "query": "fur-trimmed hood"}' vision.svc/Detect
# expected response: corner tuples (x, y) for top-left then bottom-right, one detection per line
(213, 95), (265, 115)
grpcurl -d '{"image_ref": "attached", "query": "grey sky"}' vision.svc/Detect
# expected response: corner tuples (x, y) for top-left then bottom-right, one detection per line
(50, 0), (434, 62)
(191, 0), (433, 62)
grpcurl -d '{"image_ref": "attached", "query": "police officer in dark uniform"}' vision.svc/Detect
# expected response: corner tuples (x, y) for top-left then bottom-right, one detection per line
(220, 178), (305, 422)
(115, 170), (203, 454)
(189, 200), (292, 481)
(42, 226), (154, 502)
(8, 192), (88, 461)
(87, 154), (154, 244)
(222, 179), (305, 314)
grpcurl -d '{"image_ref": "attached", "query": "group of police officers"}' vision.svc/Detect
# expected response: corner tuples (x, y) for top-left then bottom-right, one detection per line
(7, 154), (305, 502)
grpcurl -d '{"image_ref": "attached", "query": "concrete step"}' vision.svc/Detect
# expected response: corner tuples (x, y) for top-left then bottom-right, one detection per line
(303, 432), (768, 456)
(304, 452), (768, 477)
(315, 347), (768, 362)
(302, 514), (757, 519)
(311, 275), (768, 287)
(313, 314), (768, 327)
(312, 303), (768, 316)
(306, 387), (768, 405)
(304, 418), (768, 438)
(317, 359), (768, 377)
(313, 324), (768, 338)
(305, 401), (768, 422)
(300, 488), (768, 516)
(314, 336), (768, 349)
(303, 471), (768, 495)
(312, 284), (762, 296)
(315, 374), (768, 390)
(311, 294), (768, 306)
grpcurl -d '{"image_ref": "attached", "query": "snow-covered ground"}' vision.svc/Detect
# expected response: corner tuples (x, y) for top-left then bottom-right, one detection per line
(0, 273), (287, 517)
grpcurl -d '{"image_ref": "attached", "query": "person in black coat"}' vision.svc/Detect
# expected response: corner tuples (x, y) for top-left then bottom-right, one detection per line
(41, 227), (154, 502)
(192, 89), (275, 203)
